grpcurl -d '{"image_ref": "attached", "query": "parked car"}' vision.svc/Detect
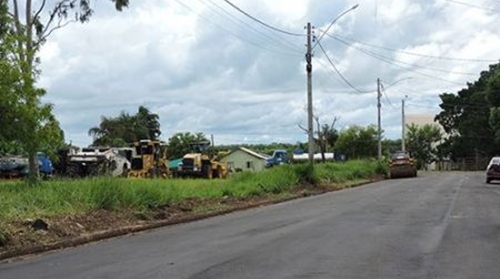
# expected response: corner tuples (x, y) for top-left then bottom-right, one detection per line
(485, 157), (500, 183)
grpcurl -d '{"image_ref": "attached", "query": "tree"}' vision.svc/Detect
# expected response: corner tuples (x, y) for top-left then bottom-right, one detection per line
(5, 0), (129, 180)
(298, 116), (339, 162)
(382, 139), (402, 155)
(0, 0), (21, 149)
(136, 106), (161, 140)
(167, 132), (208, 159)
(405, 123), (442, 170)
(435, 62), (500, 159)
(314, 117), (339, 162)
(334, 125), (378, 159)
(88, 106), (161, 146)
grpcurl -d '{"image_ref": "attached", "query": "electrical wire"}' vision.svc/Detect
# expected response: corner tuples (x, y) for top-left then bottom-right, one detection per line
(445, 0), (500, 13)
(331, 41), (479, 76)
(332, 34), (498, 63)
(316, 40), (374, 93)
(173, 0), (301, 57)
(202, 0), (303, 54)
(222, 0), (305, 37)
(313, 57), (362, 92)
(331, 35), (466, 86)
(380, 82), (398, 109)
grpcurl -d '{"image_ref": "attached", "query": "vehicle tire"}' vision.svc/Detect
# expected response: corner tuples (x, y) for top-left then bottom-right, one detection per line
(486, 178), (491, 184)
(110, 160), (117, 172)
(213, 168), (220, 179)
(66, 164), (80, 178)
(202, 164), (213, 179)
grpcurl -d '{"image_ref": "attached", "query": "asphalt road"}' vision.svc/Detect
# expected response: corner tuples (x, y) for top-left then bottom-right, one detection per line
(2, 172), (500, 279)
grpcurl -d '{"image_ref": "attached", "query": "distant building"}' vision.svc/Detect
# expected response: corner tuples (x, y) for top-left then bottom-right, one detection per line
(220, 147), (269, 172)
(405, 114), (442, 132)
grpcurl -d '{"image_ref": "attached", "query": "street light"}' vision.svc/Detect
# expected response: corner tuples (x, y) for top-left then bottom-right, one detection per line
(306, 4), (359, 164)
(314, 4), (359, 48)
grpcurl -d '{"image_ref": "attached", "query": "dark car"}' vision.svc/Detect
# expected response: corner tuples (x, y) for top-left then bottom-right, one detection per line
(486, 157), (500, 183)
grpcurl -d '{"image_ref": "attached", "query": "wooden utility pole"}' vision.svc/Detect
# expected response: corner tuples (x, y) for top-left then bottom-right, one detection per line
(306, 22), (314, 164)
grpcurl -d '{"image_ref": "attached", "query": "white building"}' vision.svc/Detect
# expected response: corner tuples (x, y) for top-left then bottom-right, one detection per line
(220, 147), (269, 172)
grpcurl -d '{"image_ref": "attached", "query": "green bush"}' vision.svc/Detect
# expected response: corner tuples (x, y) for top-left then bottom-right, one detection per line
(375, 160), (388, 175)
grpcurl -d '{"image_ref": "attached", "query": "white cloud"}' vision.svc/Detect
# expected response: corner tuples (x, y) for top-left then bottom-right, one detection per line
(31, 0), (500, 147)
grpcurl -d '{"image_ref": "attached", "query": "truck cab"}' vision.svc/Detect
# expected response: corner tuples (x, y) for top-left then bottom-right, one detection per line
(265, 150), (289, 168)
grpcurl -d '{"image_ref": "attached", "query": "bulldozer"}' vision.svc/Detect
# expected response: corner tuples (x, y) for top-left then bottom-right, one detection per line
(127, 139), (169, 178)
(177, 141), (228, 179)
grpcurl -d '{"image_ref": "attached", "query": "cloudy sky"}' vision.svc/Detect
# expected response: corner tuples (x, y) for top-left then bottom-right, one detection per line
(36, 0), (500, 147)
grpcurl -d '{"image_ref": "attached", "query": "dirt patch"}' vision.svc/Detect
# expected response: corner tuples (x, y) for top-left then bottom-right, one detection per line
(0, 179), (375, 261)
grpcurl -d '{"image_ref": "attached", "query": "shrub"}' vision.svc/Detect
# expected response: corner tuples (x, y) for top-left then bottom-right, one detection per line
(293, 163), (318, 184)
(375, 160), (388, 176)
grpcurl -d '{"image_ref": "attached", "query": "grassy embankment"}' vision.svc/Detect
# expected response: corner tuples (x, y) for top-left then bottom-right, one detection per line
(0, 160), (384, 244)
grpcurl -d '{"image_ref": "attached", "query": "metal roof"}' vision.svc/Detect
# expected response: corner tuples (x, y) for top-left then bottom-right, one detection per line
(238, 147), (269, 160)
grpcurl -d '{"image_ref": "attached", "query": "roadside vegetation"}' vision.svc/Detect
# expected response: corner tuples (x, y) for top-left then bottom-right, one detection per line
(0, 160), (380, 224)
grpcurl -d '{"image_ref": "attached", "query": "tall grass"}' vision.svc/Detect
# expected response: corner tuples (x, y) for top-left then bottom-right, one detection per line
(0, 160), (378, 222)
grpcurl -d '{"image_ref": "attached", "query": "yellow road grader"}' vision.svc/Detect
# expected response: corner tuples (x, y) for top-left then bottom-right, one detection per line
(177, 141), (228, 179)
(127, 139), (169, 178)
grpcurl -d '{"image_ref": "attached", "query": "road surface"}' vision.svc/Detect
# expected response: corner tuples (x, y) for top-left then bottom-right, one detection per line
(1, 172), (500, 278)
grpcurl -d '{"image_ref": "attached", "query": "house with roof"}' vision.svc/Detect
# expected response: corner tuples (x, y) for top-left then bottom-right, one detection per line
(220, 147), (269, 172)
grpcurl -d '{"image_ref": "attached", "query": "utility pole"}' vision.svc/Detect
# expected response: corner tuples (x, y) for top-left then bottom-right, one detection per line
(306, 22), (314, 164)
(377, 78), (382, 161)
(401, 98), (406, 152)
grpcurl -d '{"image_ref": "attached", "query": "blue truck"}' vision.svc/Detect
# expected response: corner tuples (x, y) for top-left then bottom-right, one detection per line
(0, 152), (53, 179)
(265, 150), (290, 168)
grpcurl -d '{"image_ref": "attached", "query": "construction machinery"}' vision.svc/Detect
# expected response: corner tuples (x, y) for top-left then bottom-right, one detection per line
(388, 150), (417, 179)
(62, 147), (130, 178)
(177, 141), (228, 179)
(127, 139), (169, 178)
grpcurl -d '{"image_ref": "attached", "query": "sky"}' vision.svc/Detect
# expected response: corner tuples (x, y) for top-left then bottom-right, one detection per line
(35, 0), (500, 147)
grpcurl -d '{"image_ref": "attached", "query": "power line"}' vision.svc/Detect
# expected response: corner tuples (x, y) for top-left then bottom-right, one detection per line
(326, 35), (490, 76)
(446, 0), (500, 13)
(333, 34), (498, 63)
(331, 35), (466, 86)
(313, 58), (363, 92)
(380, 83), (397, 109)
(326, 35), (478, 76)
(173, 0), (301, 57)
(222, 0), (305, 37)
(317, 40), (373, 93)
(202, 0), (303, 54)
